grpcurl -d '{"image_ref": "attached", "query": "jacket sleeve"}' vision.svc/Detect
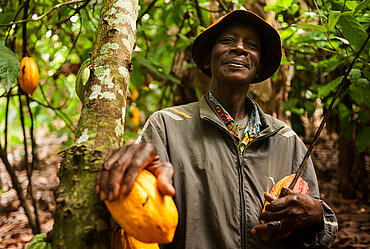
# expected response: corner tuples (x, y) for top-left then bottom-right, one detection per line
(135, 112), (169, 162)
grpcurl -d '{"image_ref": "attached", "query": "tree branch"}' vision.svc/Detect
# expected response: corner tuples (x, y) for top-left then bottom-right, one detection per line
(18, 89), (41, 234)
(193, 0), (206, 27)
(0, 0), (86, 27)
(137, 0), (158, 25)
(0, 143), (38, 236)
(4, 95), (10, 151)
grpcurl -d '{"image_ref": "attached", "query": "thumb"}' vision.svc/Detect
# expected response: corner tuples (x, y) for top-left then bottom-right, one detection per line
(264, 192), (278, 203)
(152, 161), (175, 196)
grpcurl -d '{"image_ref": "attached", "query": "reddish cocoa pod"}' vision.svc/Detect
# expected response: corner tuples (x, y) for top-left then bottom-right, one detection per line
(261, 174), (309, 217)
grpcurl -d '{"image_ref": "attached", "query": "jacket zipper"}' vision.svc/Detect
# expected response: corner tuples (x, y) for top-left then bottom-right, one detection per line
(202, 117), (247, 248)
(202, 117), (283, 249)
(237, 148), (246, 249)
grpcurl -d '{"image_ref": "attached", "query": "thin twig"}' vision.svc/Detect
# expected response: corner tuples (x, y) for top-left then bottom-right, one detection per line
(0, 143), (38, 235)
(194, 0), (206, 27)
(18, 90), (41, 234)
(216, 0), (229, 12)
(25, 95), (37, 171)
(4, 4), (24, 45)
(52, 14), (83, 79)
(4, 94), (10, 151)
(288, 34), (370, 190)
(0, 0), (86, 27)
(25, 94), (41, 233)
(312, 0), (340, 56)
(22, 0), (30, 56)
(54, 0), (91, 27)
(137, 0), (158, 24)
(36, 84), (77, 133)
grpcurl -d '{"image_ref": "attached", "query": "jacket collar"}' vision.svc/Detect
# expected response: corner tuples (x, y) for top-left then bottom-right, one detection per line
(199, 94), (285, 136)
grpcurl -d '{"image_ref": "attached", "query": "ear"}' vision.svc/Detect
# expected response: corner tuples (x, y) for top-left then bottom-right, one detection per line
(203, 53), (211, 71)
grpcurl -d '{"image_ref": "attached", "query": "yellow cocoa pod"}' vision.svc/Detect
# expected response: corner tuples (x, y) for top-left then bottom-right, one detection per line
(120, 229), (159, 249)
(131, 107), (140, 128)
(105, 170), (178, 244)
(261, 174), (309, 216)
(18, 57), (39, 96)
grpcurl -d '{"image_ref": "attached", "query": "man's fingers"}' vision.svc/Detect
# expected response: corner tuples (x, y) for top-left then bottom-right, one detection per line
(261, 206), (293, 222)
(97, 169), (111, 200)
(252, 220), (289, 244)
(265, 194), (295, 212)
(104, 146), (129, 170)
(251, 221), (279, 243)
(264, 192), (277, 203)
(120, 144), (158, 196)
(150, 161), (175, 196)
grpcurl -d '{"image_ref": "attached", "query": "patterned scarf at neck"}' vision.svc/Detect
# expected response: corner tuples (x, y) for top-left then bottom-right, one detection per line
(207, 91), (261, 153)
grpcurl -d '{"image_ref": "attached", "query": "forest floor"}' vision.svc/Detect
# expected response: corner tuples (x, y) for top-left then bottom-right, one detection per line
(0, 130), (369, 249)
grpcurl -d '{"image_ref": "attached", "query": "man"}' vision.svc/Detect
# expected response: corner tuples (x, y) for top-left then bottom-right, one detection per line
(96, 9), (338, 248)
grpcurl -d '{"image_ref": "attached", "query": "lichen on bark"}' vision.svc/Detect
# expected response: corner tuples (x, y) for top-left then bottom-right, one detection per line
(50, 0), (139, 248)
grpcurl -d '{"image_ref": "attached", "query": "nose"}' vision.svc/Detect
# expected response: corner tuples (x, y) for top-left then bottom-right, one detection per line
(231, 40), (248, 55)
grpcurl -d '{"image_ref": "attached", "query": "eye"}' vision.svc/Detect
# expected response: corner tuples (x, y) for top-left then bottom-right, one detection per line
(219, 37), (234, 44)
(247, 42), (259, 50)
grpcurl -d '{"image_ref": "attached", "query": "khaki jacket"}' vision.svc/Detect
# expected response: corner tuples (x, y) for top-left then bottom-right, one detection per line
(137, 95), (337, 249)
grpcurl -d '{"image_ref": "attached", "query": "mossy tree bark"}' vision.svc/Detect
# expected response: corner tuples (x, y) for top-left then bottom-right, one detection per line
(50, 0), (139, 248)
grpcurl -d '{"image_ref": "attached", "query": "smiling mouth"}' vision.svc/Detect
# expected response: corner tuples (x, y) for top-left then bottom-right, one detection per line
(225, 60), (249, 68)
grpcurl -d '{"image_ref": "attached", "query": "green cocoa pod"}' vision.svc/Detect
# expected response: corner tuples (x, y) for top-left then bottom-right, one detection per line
(76, 58), (91, 105)
(26, 233), (52, 249)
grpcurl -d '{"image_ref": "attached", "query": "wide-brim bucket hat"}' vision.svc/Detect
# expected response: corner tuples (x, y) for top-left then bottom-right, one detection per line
(192, 9), (282, 83)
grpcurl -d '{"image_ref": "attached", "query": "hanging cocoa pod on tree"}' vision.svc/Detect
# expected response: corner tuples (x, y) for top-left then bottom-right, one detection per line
(18, 56), (39, 96)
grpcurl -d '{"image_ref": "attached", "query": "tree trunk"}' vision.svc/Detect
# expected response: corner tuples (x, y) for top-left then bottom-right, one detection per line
(338, 130), (368, 200)
(50, 0), (139, 248)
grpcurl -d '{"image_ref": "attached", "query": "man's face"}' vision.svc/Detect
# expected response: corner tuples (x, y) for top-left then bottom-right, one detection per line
(206, 22), (262, 85)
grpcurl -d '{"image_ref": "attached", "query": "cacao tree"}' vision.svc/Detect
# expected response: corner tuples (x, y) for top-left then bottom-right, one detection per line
(50, 0), (139, 248)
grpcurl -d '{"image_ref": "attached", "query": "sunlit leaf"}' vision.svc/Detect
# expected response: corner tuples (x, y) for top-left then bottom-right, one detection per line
(354, 0), (370, 14)
(297, 22), (327, 32)
(328, 11), (342, 31)
(134, 57), (181, 85)
(0, 45), (20, 95)
(318, 76), (343, 99)
(338, 14), (368, 51)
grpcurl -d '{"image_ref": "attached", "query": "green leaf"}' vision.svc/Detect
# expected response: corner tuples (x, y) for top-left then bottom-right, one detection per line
(134, 57), (181, 85)
(0, 45), (20, 95)
(358, 110), (370, 122)
(338, 103), (351, 123)
(355, 126), (370, 153)
(354, 0), (370, 14)
(297, 22), (327, 32)
(333, 36), (349, 44)
(318, 76), (343, 98)
(338, 14), (368, 51)
(328, 11), (342, 31)
(348, 68), (362, 82)
(304, 101), (316, 118)
(349, 77), (370, 105)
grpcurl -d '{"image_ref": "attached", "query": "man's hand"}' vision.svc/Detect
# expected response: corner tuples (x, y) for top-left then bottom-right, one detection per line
(95, 143), (175, 201)
(251, 192), (323, 244)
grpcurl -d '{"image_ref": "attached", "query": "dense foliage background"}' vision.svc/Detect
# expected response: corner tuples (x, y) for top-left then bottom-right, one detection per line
(0, 0), (369, 247)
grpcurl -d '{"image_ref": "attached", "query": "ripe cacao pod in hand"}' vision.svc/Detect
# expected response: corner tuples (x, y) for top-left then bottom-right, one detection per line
(262, 174), (309, 214)
(18, 57), (39, 96)
(120, 229), (159, 249)
(105, 170), (178, 244)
